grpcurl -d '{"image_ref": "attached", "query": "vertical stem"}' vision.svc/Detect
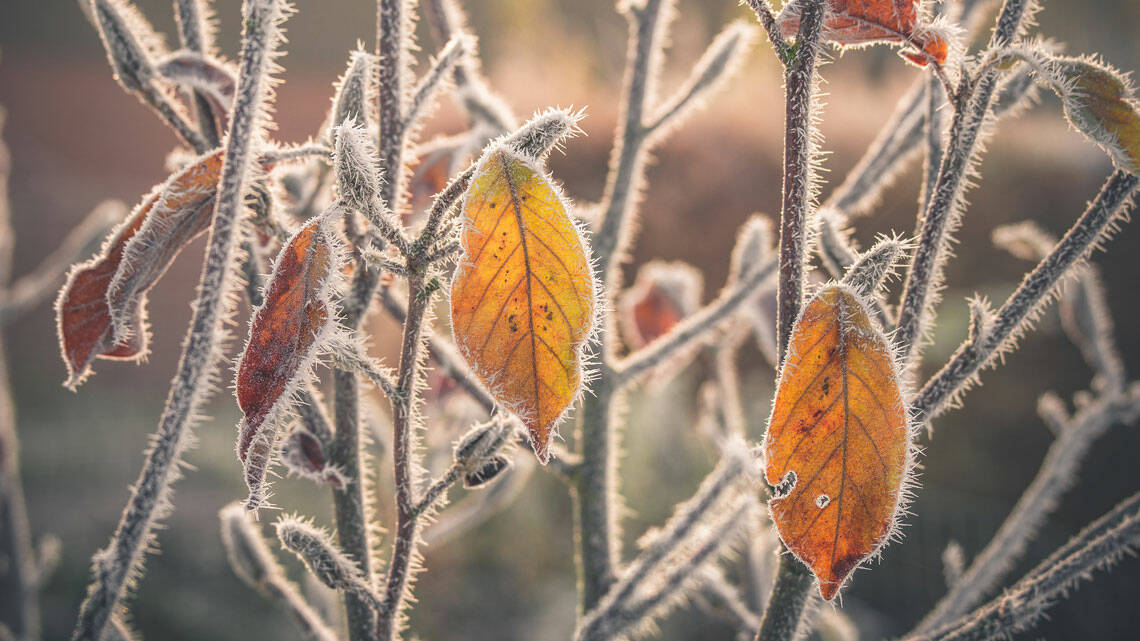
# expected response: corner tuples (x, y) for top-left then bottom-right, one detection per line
(329, 0), (410, 637)
(573, 0), (665, 614)
(774, 0), (823, 364)
(0, 343), (39, 641)
(0, 107), (39, 641)
(757, 1), (825, 639)
(573, 375), (618, 612)
(330, 368), (376, 640)
(754, 556), (815, 641)
(376, 269), (430, 641)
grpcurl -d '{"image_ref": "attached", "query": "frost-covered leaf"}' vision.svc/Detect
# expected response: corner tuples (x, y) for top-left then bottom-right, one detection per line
(55, 149), (225, 389)
(449, 146), (596, 463)
(1046, 57), (1140, 174)
(236, 213), (346, 509)
(763, 284), (912, 600)
(777, 0), (950, 67)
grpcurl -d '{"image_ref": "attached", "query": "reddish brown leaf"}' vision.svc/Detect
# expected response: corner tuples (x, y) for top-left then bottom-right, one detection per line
(55, 150), (225, 389)
(619, 261), (703, 349)
(778, 0), (949, 67)
(763, 284), (911, 600)
(236, 214), (344, 507)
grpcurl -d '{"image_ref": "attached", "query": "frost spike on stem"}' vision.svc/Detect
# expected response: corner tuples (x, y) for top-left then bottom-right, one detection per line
(70, 2), (289, 639)
(219, 505), (338, 641)
(913, 170), (1138, 423)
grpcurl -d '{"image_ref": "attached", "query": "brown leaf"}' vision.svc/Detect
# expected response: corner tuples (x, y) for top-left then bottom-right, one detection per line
(778, 0), (949, 67)
(450, 148), (597, 463)
(55, 149), (225, 389)
(763, 284), (911, 600)
(235, 214), (344, 507)
(619, 261), (703, 349)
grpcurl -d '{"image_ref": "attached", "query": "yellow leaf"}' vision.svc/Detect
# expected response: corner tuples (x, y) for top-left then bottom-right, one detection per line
(450, 148), (596, 463)
(763, 285), (911, 600)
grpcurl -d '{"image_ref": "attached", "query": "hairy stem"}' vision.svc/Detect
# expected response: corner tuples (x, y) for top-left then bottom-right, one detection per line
(375, 270), (430, 641)
(774, 0), (823, 363)
(70, 2), (283, 638)
(895, 0), (1030, 364)
(912, 170), (1139, 422)
(905, 491), (1140, 641)
(757, 0), (826, 638)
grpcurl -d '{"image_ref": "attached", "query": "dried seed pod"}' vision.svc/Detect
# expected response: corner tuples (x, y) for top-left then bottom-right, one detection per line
(280, 428), (346, 490)
(463, 454), (511, 488)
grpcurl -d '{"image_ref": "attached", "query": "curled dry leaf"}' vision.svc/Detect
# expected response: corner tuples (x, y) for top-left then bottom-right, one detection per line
(236, 213), (345, 509)
(762, 284), (911, 600)
(619, 261), (703, 349)
(777, 0), (949, 67)
(1050, 58), (1140, 174)
(55, 149), (225, 389)
(450, 147), (596, 463)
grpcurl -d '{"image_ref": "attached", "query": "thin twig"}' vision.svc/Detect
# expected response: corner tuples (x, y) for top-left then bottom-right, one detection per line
(914, 384), (1140, 634)
(904, 491), (1140, 641)
(912, 170), (1139, 423)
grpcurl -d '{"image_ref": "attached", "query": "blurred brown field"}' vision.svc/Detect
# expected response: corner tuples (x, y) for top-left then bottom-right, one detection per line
(2, 1), (1140, 640)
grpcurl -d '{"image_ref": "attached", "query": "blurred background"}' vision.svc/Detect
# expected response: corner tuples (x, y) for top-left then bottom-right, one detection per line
(2, 0), (1140, 639)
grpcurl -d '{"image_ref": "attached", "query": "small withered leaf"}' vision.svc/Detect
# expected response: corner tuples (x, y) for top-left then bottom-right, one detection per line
(777, 0), (949, 67)
(55, 149), (226, 389)
(619, 261), (703, 350)
(1053, 59), (1140, 174)
(763, 284), (911, 600)
(236, 213), (344, 509)
(450, 147), (596, 463)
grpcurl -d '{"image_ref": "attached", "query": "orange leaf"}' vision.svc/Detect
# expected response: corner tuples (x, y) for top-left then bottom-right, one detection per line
(450, 148), (596, 463)
(763, 284), (911, 600)
(778, 0), (949, 67)
(236, 214), (343, 506)
(55, 149), (225, 388)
